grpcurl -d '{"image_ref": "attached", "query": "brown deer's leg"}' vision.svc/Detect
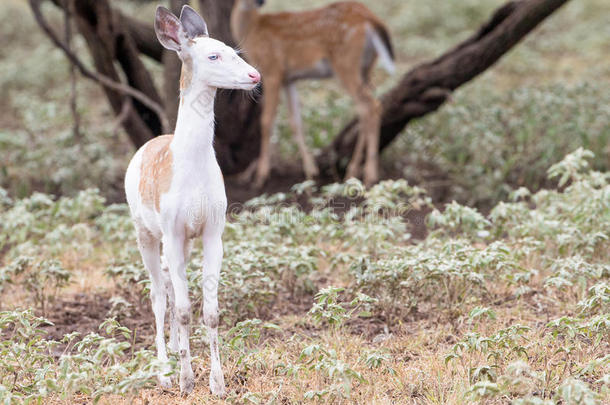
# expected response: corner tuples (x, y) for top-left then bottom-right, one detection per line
(362, 94), (381, 187)
(285, 84), (319, 180)
(347, 90), (380, 186)
(332, 31), (381, 186)
(345, 118), (366, 180)
(255, 76), (282, 188)
(360, 51), (382, 187)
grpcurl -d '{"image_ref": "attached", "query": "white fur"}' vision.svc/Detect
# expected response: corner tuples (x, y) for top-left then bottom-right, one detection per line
(125, 8), (260, 397)
(366, 24), (395, 75)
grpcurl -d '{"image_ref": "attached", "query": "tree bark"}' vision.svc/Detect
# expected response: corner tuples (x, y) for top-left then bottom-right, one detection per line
(318, 0), (571, 175)
(74, 0), (160, 147)
(125, 14), (163, 61)
(43, 0), (165, 147)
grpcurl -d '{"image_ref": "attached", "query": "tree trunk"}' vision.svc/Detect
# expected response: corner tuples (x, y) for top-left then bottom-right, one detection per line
(67, 0), (163, 147)
(318, 0), (571, 175)
(125, 14), (163, 61)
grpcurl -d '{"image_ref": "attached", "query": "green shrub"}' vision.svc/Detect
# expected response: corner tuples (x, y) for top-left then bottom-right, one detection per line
(391, 83), (610, 207)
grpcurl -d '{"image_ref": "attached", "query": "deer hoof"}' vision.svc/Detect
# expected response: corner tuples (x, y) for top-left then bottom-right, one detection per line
(158, 374), (172, 389)
(363, 165), (378, 188)
(344, 161), (362, 181)
(180, 370), (195, 396)
(253, 174), (268, 189)
(304, 162), (320, 179)
(236, 159), (258, 184)
(210, 373), (226, 397)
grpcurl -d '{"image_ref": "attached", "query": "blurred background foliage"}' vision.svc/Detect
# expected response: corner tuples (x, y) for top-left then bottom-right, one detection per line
(1, 0), (609, 206)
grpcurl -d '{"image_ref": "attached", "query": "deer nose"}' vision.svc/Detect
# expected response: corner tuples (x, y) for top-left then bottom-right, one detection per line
(248, 71), (261, 84)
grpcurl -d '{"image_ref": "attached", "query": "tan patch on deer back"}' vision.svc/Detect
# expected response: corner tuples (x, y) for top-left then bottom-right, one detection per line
(138, 135), (174, 212)
(180, 55), (193, 93)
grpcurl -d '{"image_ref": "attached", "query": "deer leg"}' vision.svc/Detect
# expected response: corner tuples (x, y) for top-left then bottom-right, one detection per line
(255, 76), (281, 189)
(201, 221), (226, 396)
(137, 229), (172, 389)
(236, 158), (259, 184)
(162, 231), (194, 395)
(344, 84), (380, 186)
(332, 35), (382, 185)
(162, 239), (190, 354)
(361, 93), (381, 187)
(285, 84), (319, 179)
(171, 240), (192, 351)
(335, 80), (375, 182)
(358, 54), (381, 186)
(345, 125), (366, 180)
(161, 256), (179, 353)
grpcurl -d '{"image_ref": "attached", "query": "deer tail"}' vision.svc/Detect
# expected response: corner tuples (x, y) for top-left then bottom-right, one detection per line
(367, 22), (396, 75)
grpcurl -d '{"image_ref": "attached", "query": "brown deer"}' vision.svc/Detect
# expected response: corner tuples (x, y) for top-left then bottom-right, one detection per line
(231, 0), (395, 188)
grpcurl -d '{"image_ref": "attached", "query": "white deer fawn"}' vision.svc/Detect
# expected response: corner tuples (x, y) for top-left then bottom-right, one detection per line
(231, 0), (395, 188)
(124, 5), (260, 396)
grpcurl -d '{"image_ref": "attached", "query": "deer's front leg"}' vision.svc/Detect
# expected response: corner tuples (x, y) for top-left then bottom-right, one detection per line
(163, 232), (194, 395)
(161, 255), (179, 353)
(201, 224), (226, 396)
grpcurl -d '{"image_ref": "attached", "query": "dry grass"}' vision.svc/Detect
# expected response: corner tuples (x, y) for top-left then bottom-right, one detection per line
(17, 235), (607, 404)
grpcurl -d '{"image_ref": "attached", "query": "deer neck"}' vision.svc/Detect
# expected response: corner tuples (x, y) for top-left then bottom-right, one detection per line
(170, 80), (217, 163)
(231, 3), (259, 44)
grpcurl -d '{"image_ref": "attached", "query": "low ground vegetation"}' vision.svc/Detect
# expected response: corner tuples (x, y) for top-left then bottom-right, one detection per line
(0, 149), (608, 403)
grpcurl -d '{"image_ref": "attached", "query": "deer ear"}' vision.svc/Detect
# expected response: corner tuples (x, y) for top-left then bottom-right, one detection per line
(180, 5), (209, 38)
(155, 6), (186, 52)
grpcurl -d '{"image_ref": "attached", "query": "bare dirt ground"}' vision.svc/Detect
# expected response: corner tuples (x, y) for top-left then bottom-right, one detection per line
(42, 293), (156, 349)
(43, 287), (575, 405)
(39, 199), (429, 349)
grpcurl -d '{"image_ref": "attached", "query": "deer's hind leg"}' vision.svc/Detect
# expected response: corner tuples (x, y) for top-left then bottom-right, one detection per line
(136, 227), (172, 388)
(332, 32), (382, 186)
(285, 83), (319, 180)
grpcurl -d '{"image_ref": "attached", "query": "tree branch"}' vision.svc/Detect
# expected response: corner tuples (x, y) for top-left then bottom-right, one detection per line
(30, 0), (170, 134)
(112, 99), (133, 137)
(64, 0), (81, 141)
(124, 14), (164, 61)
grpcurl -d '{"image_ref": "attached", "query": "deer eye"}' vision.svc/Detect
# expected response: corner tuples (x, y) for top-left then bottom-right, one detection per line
(208, 54), (219, 61)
